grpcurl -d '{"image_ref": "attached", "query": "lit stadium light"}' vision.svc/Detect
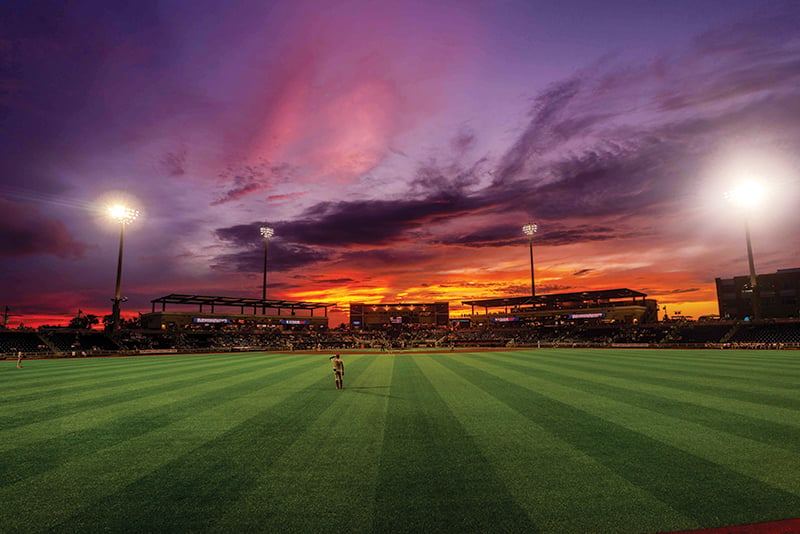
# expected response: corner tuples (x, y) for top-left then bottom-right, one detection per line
(109, 204), (139, 330)
(724, 183), (761, 320)
(723, 181), (764, 210)
(108, 204), (139, 225)
(522, 221), (538, 296)
(260, 225), (274, 303)
(260, 226), (274, 239)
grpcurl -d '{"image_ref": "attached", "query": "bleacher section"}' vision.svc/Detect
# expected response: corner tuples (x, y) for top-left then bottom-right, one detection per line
(0, 331), (48, 354)
(3, 319), (800, 358)
(666, 323), (735, 344)
(45, 331), (122, 353)
(728, 323), (800, 346)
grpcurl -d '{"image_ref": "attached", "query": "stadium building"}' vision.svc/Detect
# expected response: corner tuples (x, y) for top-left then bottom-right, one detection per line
(141, 294), (332, 330)
(716, 267), (800, 320)
(462, 288), (659, 326)
(349, 302), (449, 329)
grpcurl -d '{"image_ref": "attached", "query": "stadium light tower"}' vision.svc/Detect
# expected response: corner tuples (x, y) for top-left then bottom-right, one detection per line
(108, 204), (139, 330)
(724, 181), (763, 321)
(522, 222), (538, 297)
(260, 225), (274, 305)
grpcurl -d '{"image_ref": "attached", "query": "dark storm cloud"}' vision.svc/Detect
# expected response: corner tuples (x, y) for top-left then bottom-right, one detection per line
(433, 224), (521, 248)
(278, 193), (483, 247)
(0, 200), (88, 258)
(434, 222), (627, 249)
(210, 238), (331, 274)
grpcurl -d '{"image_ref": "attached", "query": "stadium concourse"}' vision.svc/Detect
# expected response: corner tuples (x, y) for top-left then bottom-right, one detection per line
(2, 319), (800, 359)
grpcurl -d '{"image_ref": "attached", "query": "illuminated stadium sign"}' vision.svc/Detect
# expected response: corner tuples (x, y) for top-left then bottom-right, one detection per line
(389, 316), (403, 324)
(281, 319), (310, 325)
(568, 312), (606, 319)
(193, 317), (230, 324)
(490, 317), (520, 322)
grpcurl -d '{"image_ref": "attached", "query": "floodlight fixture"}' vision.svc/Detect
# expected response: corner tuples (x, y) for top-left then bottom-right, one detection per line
(109, 204), (139, 330)
(723, 180), (764, 210)
(522, 221), (538, 296)
(522, 222), (538, 236)
(724, 185), (760, 320)
(260, 225), (275, 303)
(109, 204), (139, 225)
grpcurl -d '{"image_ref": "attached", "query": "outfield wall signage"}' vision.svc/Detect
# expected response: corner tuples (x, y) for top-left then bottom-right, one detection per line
(280, 319), (310, 325)
(490, 317), (519, 322)
(193, 317), (230, 324)
(567, 312), (606, 319)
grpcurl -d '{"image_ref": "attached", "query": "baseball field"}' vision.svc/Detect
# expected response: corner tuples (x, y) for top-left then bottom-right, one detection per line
(2, 348), (799, 533)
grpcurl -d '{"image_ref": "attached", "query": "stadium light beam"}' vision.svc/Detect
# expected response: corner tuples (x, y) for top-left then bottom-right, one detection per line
(260, 225), (274, 309)
(724, 182), (762, 321)
(108, 205), (139, 330)
(522, 222), (538, 297)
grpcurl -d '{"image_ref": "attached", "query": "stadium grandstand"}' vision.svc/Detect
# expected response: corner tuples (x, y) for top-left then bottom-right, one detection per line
(141, 293), (333, 330)
(5, 286), (800, 360)
(716, 267), (800, 320)
(462, 288), (660, 326)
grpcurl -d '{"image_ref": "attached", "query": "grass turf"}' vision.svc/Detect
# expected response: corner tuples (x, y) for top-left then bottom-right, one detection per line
(1, 349), (799, 533)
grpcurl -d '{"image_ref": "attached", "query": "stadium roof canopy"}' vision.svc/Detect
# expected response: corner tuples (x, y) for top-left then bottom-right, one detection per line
(150, 294), (333, 315)
(462, 288), (647, 309)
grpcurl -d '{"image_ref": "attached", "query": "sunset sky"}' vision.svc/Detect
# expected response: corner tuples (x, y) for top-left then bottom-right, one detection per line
(2, 0), (800, 328)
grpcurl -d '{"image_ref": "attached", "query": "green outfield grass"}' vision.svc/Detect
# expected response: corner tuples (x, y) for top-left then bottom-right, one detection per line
(2, 349), (799, 533)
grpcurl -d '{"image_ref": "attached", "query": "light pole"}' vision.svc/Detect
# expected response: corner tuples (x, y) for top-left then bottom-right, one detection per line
(109, 205), (139, 330)
(724, 182), (763, 321)
(260, 226), (274, 308)
(522, 222), (538, 297)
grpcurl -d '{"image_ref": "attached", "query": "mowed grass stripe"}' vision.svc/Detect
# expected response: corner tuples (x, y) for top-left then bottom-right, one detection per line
(486, 352), (800, 454)
(0, 353), (265, 405)
(516, 349), (800, 392)
(0, 354), (314, 487)
(490, 351), (800, 427)
(0, 354), (329, 532)
(48, 356), (371, 533)
(527, 349), (800, 383)
(465, 353), (800, 495)
(419, 355), (696, 534)
(210, 354), (393, 532)
(0, 353), (308, 452)
(372, 354), (535, 533)
(438, 354), (800, 528)
(1, 353), (299, 429)
(499, 350), (800, 412)
(0, 353), (229, 392)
